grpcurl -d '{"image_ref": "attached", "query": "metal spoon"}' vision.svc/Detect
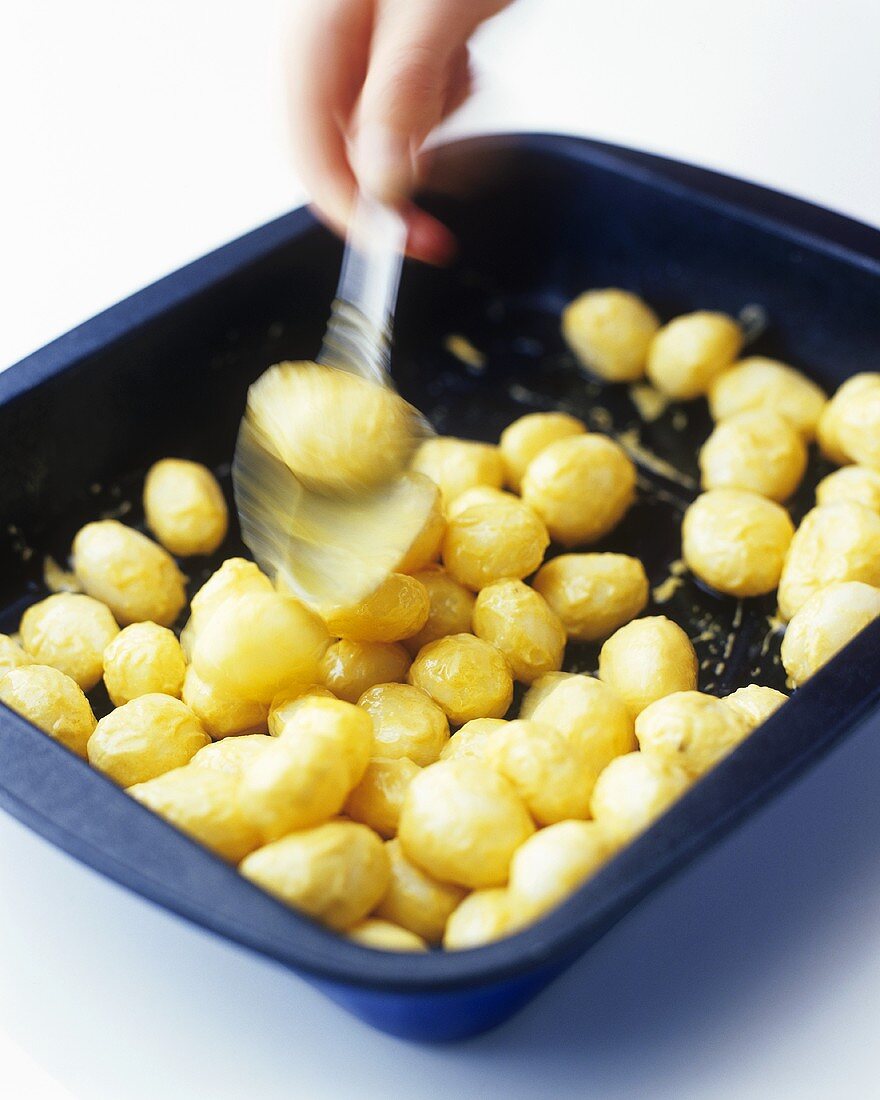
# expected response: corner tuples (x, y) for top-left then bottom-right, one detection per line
(232, 194), (435, 612)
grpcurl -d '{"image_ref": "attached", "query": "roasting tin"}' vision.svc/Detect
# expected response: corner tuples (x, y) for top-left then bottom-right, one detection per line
(1, 133), (880, 1041)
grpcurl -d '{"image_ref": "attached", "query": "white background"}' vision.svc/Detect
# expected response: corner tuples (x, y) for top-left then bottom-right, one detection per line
(1, 1), (879, 1097)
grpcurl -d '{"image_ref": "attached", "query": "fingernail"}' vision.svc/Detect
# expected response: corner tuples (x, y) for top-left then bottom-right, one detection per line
(354, 125), (416, 203)
(406, 214), (457, 266)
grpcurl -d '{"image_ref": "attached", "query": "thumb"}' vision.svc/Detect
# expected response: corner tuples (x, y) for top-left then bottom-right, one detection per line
(353, 1), (487, 202)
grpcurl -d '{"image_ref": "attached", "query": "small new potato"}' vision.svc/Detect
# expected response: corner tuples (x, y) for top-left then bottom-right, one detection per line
(562, 288), (660, 382)
(128, 766), (262, 862)
(519, 672), (576, 718)
(816, 466), (880, 515)
(443, 888), (520, 950)
(646, 311), (742, 399)
(248, 362), (418, 493)
(439, 718), (508, 762)
(590, 751), (692, 847)
(0, 664), (96, 757)
(72, 520), (187, 627)
(599, 616), (698, 717)
(374, 838), (466, 943)
(412, 436), (504, 506)
(816, 372), (880, 469)
(143, 458), (228, 556)
(240, 820), (390, 931)
(267, 684), (335, 735)
(238, 698), (372, 839)
(442, 498), (549, 590)
(320, 639), (411, 703)
(445, 486), (519, 519)
(485, 719), (600, 824)
(0, 634), (33, 676)
(182, 666), (269, 739)
(189, 733), (275, 776)
(395, 478), (445, 573)
(344, 757), (421, 838)
(403, 568), (475, 655)
(529, 674), (636, 797)
(324, 573), (430, 643)
(87, 694), (209, 786)
(180, 557), (274, 658)
(635, 690), (752, 777)
(398, 759), (534, 888)
(533, 553), (649, 642)
(499, 412), (587, 491)
(103, 621), (186, 705)
(20, 592), (119, 690)
(472, 579), (566, 684)
(682, 489), (795, 597)
(347, 919), (427, 952)
(723, 685), (788, 729)
(357, 683), (449, 765)
(408, 633), (513, 726)
(520, 434), (636, 547)
(708, 356), (827, 439)
(193, 590), (329, 703)
(777, 503), (880, 620)
(699, 409), (808, 502)
(781, 581), (880, 686)
(509, 820), (610, 918)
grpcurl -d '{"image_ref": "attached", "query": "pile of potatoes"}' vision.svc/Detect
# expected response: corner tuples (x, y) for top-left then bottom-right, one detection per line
(1, 294), (879, 956)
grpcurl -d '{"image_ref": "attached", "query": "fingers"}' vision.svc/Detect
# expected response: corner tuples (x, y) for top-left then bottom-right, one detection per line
(286, 0), (372, 234)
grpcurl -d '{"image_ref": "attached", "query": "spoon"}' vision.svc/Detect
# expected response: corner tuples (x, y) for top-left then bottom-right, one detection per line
(232, 194), (436, 613)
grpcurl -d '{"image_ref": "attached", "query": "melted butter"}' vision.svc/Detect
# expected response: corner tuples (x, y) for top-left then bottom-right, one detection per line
(443, 334), (486, 371)
(629, 383), (669, 423)
(616, 427), (697, 490)
(43, 556), (82, 594)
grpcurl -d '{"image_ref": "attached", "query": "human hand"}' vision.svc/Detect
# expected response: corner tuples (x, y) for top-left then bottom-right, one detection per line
(287, 0), (512, 263)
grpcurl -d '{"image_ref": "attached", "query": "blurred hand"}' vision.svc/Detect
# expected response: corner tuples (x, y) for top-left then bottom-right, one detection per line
(287, 0), (512, 263)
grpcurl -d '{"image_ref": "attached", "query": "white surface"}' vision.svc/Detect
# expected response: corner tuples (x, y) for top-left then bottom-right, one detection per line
(1, 1), (879, 1096)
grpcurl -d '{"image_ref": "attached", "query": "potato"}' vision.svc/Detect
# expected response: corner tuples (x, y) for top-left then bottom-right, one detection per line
(181, 666), (269, 739)
(442, 498), (549, 590)
(143, 458), (228, 556)
(403, 568), (475, 655)
(708, 356), (826, 439)
(346, 919), (427, 952)
(0, 634), (33, 677)
(189, 734), (275, 776)
(408, 633), (513, 726)
(723, 684), (788, 729)
(443, 888), (520, 950)
(598, 616), (698, 717)
(562, 288), (659, 382)
(20, 592), (119, 690)
(682, 489), (795, 597)
(815, 466), (880, 515)
(590, 751), (692, 847)
(103, 621), (186, 705)
(472, 579), (566, 684)
(239, 820), (390, 931)
(635, 690), (752, 777)
(816, 372), (880, 469)
(413, 436), (504, 506)
(399, 759), (534, 888)
(72, 520), (186, 627)
(395, 477), (445, 573)
(533, 553), (648, 642)
(439, 718), (508, 763)
(320, 639), (411, 703)
(646, 311), (742, 399)
(357, 682), (449, 765)
(344, 757), (421, 838)
(267, 684), (335, 736)
(128, 766), (261, 862)
(699, 409), (807, 502)
(88, 694), (209, 786)
(777, 502), (880, 621)
(499, 412), (587, 491)
(509, 819), (610, 918)
(374, 838), (465, 943)
(0, 664), (96, 757)
(521, 435), (635, 547)
(781, 581), (880, 685)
